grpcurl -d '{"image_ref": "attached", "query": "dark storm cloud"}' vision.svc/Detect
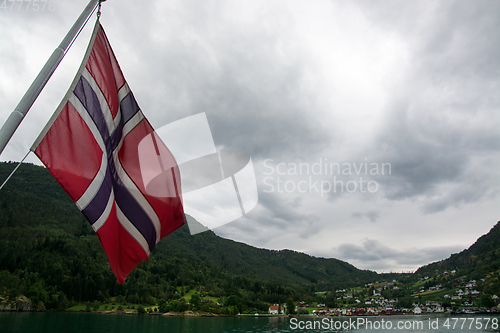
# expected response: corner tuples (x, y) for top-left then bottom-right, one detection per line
(375, 103), (468, 199)
(248, 191), (321, 239)
(421, 173), (499, 214)
(416, 0), (500, 81)
(356, 0), (500, 212)
(108, 1), (333, 161)
(216, 190), (322, 246)
(331, 239), (464, 272)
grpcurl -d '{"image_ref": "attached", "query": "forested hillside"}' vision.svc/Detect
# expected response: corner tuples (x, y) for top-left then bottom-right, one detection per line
(415, 222), (500, 279)
(413, 221), (500, 301)
(0, 162), (376, 311)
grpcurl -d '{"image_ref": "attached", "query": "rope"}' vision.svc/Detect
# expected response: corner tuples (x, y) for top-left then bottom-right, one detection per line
(97, 0), (106, 19)
(66, 1), (100, 57)
(0, 0), (105, 192)
(0, 151), (31, 191)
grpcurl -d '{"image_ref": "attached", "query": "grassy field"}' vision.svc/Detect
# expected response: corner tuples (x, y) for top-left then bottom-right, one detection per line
(177, 287), (219, 304)
(182, 288), (195, 302)
(67, 287), (221, 312)
(415, 288), (455, 301)
(411, 279), (435, 288)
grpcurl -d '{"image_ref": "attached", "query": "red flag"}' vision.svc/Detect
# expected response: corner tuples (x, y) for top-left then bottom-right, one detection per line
(31, 21), (184, 283)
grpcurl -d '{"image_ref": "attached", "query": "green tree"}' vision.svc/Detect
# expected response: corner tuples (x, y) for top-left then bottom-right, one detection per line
(158, 299), (168, 313)
(481, 294), (495, 308)
(225, 295), (242, 314)
(190, 293), (201, 310)
(325, 292), (336, 308)
(175, 299), (188, 312)
(96, 290), (105, 302)
(57, 293), (69, 311)
(286, 299), (295, 315)
(396, 297), (412, 308)
(297, 307), (308, 315)
(137, 305), (146, 314)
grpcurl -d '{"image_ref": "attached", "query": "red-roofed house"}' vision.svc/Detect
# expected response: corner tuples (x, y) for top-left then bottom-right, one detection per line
(269, 304), (285, 315)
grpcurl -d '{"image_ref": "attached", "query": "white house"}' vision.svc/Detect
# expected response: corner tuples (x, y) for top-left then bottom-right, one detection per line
(268, 304), (285, 315)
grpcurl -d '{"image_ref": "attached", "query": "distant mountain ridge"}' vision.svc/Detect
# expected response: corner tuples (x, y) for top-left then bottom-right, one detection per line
(159, 223), (377, 286)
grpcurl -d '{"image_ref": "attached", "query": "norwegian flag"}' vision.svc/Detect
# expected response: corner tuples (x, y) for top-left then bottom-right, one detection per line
(31, 22), (184, 283)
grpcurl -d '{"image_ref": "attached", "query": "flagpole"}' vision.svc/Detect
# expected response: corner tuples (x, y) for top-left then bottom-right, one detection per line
(0, 0), (100, 156)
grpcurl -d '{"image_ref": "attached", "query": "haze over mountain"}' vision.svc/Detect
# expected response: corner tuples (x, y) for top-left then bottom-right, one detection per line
(415, 221), (500, 279)
(1, 162), (498, 311)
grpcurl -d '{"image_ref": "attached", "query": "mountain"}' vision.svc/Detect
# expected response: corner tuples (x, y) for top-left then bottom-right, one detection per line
(415, 221), (500, 281)
(0, 162), (377, 309)
(158, 223), (376, 286)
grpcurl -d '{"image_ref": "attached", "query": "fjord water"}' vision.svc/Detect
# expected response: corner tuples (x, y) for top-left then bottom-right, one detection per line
(1, 312), (499, 333)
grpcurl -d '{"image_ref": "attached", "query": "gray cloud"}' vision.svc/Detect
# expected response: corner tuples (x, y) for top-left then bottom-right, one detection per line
(331, 239), (464, 272)
(108, 0), (333, 161)
(359, 0), (500, 213)
(352, 210), (380, 222)
(216, 190), (322, 246)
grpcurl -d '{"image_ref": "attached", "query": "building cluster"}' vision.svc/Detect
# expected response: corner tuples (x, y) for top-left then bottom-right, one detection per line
(267, 274), (500, 315)
(310, 301), (447, 316)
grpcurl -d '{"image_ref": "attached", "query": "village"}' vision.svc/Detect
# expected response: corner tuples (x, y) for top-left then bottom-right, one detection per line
(268, 274), (500, 316)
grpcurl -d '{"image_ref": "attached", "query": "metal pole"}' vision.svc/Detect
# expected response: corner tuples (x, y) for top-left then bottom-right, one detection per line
(0, 0), (99, 156)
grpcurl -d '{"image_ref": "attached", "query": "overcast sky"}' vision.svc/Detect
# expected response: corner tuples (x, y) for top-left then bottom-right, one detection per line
(1, 0), (499, 273)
